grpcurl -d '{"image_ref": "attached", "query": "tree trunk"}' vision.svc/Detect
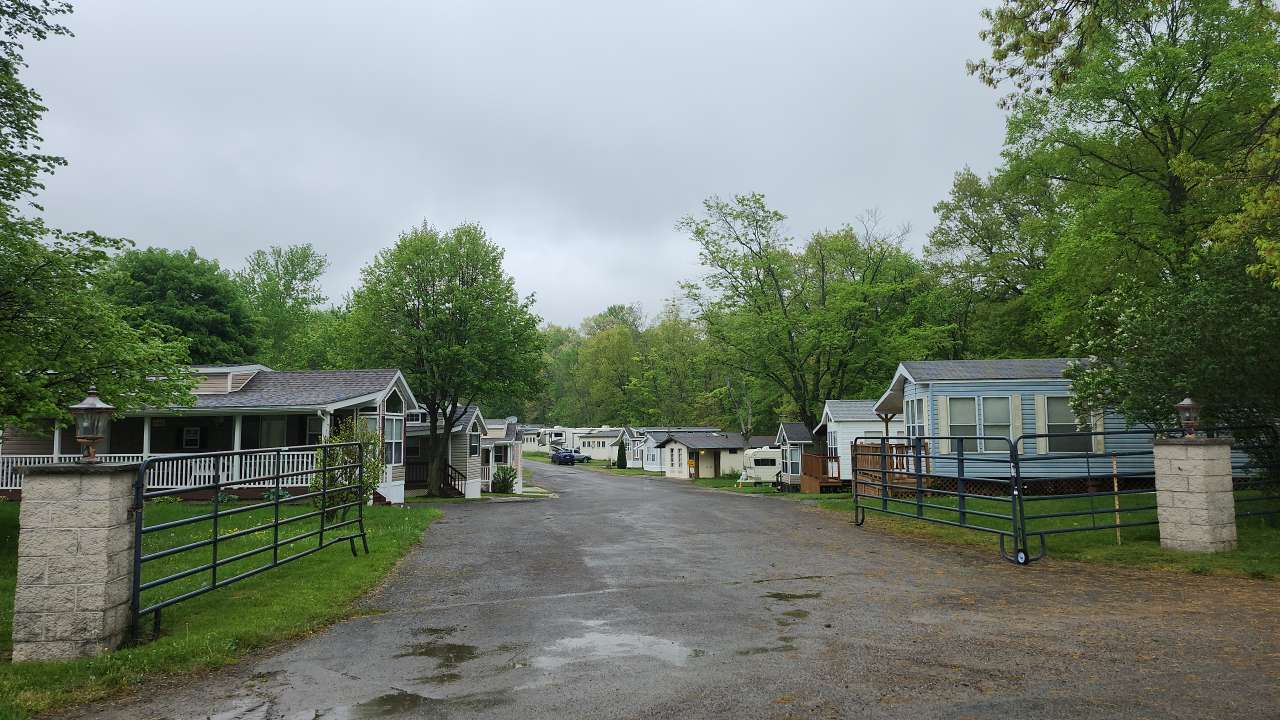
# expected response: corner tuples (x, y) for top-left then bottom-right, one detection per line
(424, 431), (451, 496)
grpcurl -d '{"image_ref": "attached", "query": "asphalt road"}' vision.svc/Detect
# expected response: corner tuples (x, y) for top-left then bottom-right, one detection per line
(72, 462), (1279, 719)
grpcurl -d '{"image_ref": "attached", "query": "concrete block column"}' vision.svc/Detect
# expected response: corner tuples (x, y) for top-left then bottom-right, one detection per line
(12, 462), (138, 662)
(1153, 438), (1236, 553)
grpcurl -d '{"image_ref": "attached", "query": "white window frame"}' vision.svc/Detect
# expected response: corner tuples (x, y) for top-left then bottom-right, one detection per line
(1046, 396), (1091, 453)
(905, 397), (926, 438)
(979, 396), (1012, 454)
(383, 415), (404, 466)
(947, 396), (979, 454)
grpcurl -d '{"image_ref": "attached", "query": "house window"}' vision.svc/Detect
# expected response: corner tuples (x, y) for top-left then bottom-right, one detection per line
(828, 431), (838, 455)
(905, 398), (926, 438)
(754, 458), (777, 467)
(260, 416), (287, 448)
(1047, 397), (1091, 453)
(182, 427), (201, 450)
(786, 447), (801, 475)
(948, 397), (978, 453)
(306, 416), (324, 446)
(981, 396), (1011, 453)
(406, 436), (421, 459)
(494, 445), (509, 464)
(469, 432), (480, 456)
(383, 416), (403, 465)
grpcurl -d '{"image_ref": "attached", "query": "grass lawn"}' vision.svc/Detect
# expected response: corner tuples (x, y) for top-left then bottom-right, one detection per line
(814, 490), (1280, 579)
(597, 466), (665, 478)
(692, 477), (779, 494)
(524, 451), (551, 462)
(689, 477), (1280, 579)
(0, 498), (440, 719)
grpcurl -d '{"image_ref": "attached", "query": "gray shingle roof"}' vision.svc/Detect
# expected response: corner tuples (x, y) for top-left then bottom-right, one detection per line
(189, 369), (402, 409)
(901, 358), (1081, 382)
(747, 435), (776, 448)
(655, 432), (745, 450)
(824, 400), (881, 422)
(778, 422), (813, 443)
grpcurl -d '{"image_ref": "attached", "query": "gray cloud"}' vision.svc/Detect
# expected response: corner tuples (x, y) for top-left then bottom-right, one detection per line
(27, 0), (1004, 326)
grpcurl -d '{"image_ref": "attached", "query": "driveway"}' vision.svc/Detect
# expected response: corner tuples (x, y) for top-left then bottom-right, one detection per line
(73, 462), (1279, 719)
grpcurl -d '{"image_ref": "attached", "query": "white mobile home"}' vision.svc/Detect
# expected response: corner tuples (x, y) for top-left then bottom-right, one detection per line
(654, 432), (746, 479)
(815, 400), (906, 480)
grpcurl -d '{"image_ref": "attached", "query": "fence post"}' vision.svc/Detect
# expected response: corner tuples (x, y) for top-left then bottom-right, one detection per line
(879, 438), (889, 512)
(913, 437), (924, 518)
(1153, 436), (1236, 552)
(272, 449), (282, 566)
(1009, 441), (1029, 564)
(11, 462), (138, 661)
(956, 442), (967, 526)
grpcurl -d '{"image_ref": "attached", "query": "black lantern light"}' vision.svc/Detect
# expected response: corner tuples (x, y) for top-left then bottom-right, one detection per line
(1174, 397), (1200, 436)
(69, 386), (114, 463)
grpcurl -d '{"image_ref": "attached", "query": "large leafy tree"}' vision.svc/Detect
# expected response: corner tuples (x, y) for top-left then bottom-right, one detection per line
(927, 163), (1065, 357)
(344, 222), (544, 495)
(102, 248), (261, 364)
(682, 194), (949, 429)
(234, 243), (329, 368)
(964, 0), (1280, 428)
(0, 2), (191, 429)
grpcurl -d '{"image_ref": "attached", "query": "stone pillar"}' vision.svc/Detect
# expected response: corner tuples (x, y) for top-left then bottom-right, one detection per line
(12, 462), (138, 662)
(1153, 438), (1236, 553)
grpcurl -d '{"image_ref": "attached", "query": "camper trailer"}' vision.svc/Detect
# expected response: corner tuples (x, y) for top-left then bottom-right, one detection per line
(740, 446), (783, 486)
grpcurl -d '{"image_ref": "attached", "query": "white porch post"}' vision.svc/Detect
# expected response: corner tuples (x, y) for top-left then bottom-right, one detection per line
(51, 425), (62, 459)
(142, 416), (152, 458)
(320, 411), (331, 440)
(233, 415), (243, 481)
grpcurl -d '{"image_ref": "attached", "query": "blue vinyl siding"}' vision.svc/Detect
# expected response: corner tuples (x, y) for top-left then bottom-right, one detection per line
(903, 378), (1156, 480)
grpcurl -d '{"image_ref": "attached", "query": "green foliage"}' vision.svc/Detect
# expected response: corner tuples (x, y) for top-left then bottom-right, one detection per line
(0, 1), (72, 216)
(682, 195), (950, 428)
(491, 465), (517, 493)
(261, 488), (291, 502)
(102, 248), (261, 365)
(311, 418), (383, 507)
(0, 2), (193, 430)
(214, 490), (240, 504)
(233, 244), (329, 369)
(953, 0), (1280, 432)
(1, 229), (195, 429)
(342, 221), (543, 493)
(616, 440), (627, 469)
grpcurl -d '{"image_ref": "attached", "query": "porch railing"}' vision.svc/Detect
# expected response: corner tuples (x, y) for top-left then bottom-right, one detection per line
(0, 451), (319, 491)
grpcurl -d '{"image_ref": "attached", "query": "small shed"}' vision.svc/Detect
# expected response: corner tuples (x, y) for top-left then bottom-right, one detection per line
(655, 432), (746, 480)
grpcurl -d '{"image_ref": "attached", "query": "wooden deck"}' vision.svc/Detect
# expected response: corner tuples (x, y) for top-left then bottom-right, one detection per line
(799, 451), (845, 493)
(852, 441), (930, 497)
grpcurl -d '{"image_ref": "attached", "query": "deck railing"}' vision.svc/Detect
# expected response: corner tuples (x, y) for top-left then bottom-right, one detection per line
(0, 451), (318, 491)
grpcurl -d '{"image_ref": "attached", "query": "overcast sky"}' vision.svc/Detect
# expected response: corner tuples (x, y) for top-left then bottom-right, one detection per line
(27, 1), (1005, 327)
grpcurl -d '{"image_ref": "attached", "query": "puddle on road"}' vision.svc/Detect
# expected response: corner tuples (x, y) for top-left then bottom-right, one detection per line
(532, 629), (696, 671)
(781, 609), (810, 619)
(736, 645), (797, 656)
(394, 642), (480, 668)
(322, 689), (514, 718)
(752, 575), (830, 584)
(763, 591), (823, 601)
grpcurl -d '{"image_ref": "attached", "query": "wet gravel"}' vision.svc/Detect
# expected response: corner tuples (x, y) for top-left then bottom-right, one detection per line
(65, 462), (1280, 719)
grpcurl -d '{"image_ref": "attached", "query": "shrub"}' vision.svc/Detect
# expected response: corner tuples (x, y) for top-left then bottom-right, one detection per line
(491, 465), (517, 494)
(215, 490), (240, 503)
(311, 418), (384, 518)
(262, 488), (291, 502)
(616, 442), (627, 469)
(149, 495), (183, 504)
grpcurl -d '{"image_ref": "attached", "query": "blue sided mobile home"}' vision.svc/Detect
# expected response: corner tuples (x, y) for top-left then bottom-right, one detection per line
(870, 358), (1153, 481)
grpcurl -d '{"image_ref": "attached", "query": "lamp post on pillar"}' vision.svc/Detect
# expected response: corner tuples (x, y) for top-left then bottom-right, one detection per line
(11, 387), (136, 662)
(1153, 397), (1237, 553)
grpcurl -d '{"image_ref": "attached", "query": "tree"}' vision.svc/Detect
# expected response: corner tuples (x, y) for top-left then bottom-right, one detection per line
(102, 248), (261, 364)
(573, 323), (640, 426)
(964, 0), (1280, 430)
(0, 2), (192, 428)
(234, 244), (329, 368)
(524, 324), (583, 424)
(682, 194), (949, 429)
(344, 221), (544, 495)
(926, 163), (1065, 357)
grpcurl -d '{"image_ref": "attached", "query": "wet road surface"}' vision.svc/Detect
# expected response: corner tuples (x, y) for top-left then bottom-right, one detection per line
(70, 462), (1279, 719)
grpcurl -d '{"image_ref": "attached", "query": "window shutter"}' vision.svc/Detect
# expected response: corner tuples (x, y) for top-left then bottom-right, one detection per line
(1034, 395), (1048, 454)
(937, 398), (950, 454)
(1091, 411), (1106, 453)
(1009, 394), (1023, 454)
